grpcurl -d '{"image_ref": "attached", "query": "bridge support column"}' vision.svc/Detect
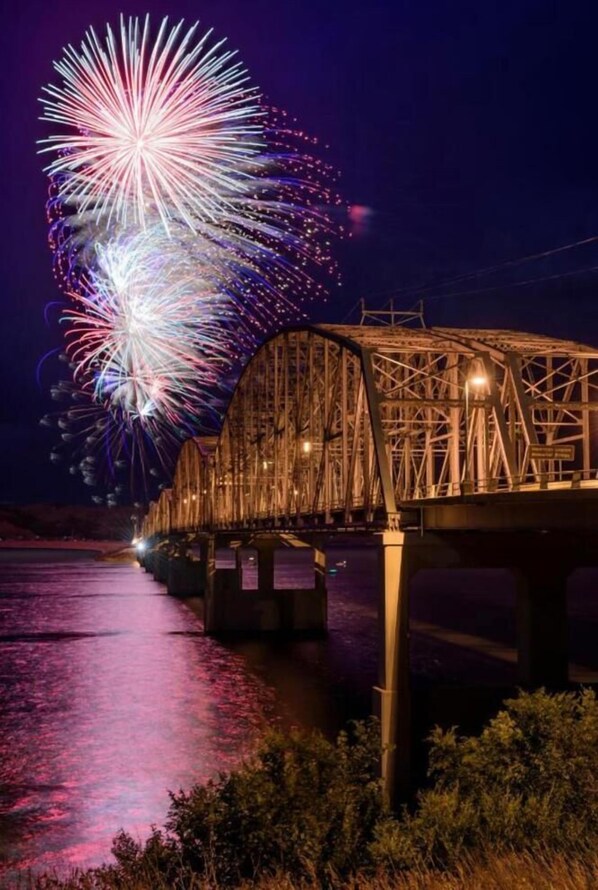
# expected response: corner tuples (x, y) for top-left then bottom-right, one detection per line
(152, 548), (170, 584)
(167, 554), (207, 597)
(315, 545), (326, 597)
(373, 531), (411, 805)
(516, 564), (569, 687)
(204, 536), (326, 635)
(204, 536), (241, 632)
(256, 539), (275, 592)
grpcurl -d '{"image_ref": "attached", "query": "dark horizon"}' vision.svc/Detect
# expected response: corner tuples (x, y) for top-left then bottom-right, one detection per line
(2, 0), (598, 504)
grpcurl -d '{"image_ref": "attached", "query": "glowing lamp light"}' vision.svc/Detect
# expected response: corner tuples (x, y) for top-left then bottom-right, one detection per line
(136, 540), (146, 553)
(262, 460), (268, 470)
(302, 440), (312, 454)
(468, 375), (487, 389)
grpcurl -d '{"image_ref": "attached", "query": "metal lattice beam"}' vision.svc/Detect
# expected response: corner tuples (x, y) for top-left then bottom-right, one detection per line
(142, 325), (598, 537)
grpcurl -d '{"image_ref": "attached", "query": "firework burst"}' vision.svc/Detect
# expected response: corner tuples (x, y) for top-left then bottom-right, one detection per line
(40, 16), (263, 232)
(63, 230), (241, 423)
(39, 16), (341, 499)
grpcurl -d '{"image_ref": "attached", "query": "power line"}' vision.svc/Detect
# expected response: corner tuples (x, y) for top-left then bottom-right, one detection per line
(413, 235), (598, 297)
(362, 234), (598, 306)
(422, 263), (598, 303)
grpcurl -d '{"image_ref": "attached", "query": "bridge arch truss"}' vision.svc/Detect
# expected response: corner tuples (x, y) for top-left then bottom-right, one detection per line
(145, 324), (598, 536)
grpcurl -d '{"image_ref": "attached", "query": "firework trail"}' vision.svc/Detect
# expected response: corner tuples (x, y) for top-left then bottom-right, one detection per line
(39, 15), (340, 499)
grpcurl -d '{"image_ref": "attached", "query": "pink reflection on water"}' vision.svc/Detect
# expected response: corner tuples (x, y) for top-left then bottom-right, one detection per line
(0, 560), (278, 877)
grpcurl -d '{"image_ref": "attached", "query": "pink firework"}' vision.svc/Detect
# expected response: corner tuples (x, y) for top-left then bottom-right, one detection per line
(39, 16), (263, 232)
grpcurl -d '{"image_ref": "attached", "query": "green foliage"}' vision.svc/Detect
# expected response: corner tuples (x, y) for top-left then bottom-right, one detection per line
(111, 719), (385, 885)
(33, 690), (598, 887)
(372, 688), (598, 869)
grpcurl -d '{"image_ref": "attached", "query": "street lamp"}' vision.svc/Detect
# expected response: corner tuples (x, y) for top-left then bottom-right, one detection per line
(464, 371), (488, 490)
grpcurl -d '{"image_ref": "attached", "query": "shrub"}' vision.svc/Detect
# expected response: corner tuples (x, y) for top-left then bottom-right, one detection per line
(372, 688), (598, 869)
(110, 719), (385, 885)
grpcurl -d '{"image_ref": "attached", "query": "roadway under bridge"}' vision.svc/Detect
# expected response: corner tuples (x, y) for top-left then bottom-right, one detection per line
(140, 323), (598, 799)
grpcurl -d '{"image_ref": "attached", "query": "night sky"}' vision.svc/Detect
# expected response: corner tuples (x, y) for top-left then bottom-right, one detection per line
(2, 0), (598, 504)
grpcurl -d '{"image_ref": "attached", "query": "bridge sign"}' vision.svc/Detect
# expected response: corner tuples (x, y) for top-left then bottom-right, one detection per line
(530, 444), (575, 461)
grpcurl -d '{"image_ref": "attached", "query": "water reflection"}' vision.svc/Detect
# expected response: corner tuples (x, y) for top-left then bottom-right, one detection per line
(0, 556), (280, 875)
(0, 548), (379, 878)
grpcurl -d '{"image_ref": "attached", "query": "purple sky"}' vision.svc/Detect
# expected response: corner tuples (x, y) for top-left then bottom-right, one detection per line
(2, 0), (598, 503)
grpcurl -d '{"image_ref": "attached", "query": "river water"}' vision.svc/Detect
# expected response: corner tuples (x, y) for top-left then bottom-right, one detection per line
(0, 547), (379, 879)
(2, 546), (598, 881)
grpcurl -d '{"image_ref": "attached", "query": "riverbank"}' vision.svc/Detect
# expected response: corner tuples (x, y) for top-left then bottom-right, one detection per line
(0, 503), (134, 545)
(0, 539), (130, 556)
(25, 689), (598, 890)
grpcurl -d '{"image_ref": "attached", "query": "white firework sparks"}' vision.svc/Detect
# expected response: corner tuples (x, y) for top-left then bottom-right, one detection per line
(39, 15), (264, 232)
(62, 229), (240, 424)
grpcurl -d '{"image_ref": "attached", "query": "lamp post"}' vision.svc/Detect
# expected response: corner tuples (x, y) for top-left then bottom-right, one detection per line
(464, 372), (488, 492)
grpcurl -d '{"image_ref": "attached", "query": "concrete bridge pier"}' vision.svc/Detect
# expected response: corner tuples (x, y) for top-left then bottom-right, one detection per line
(203, 535), (237, 632)
(167, 541), (210, 597)
(167, 555), (199, 596)
(142, 548), (155, 574)
(137, 547), (154, 573)
(204, 534), (327, 634)
(152, 548), (170, 584)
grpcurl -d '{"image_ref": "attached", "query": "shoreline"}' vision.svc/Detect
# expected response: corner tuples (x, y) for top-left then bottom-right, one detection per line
(0, 539), (131, 556)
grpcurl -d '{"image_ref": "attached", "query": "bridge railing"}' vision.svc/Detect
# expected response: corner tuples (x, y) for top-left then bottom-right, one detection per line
(400, 467), (598, 502)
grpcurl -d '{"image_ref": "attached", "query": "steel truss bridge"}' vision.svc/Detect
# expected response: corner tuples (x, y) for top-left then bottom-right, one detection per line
(144, 323), (598, 536)
(140, 324), (598, 800)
